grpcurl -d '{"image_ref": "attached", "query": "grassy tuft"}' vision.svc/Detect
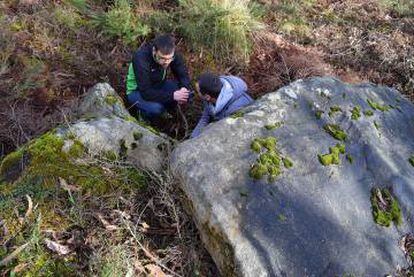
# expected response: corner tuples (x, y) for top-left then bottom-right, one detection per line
(91, 0), (150, 47)
(178, 0), (263, 65)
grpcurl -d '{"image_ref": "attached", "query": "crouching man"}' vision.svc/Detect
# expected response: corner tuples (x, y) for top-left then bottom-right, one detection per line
(126, 34), (191, 119)
(191, 72), (254, 138)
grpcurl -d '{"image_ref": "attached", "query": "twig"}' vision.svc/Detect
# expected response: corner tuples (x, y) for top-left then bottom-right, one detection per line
(122, 218), (182, 277)
(24, 195), (33, 219)
(177, 105), (189, 139)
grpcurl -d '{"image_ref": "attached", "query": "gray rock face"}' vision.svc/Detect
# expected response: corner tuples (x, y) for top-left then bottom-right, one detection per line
(171, 77), (414, 276)
(77, 83), (131, 119)
(64, 83), (170, 172)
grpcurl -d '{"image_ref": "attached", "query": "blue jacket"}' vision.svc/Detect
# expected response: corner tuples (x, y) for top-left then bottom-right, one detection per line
(191, 75), (254, 138)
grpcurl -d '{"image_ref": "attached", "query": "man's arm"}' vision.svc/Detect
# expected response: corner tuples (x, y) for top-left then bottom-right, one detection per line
(170, 53), (191, 89)
(132, 53), (174, 104)
(190, 104), (211, 138)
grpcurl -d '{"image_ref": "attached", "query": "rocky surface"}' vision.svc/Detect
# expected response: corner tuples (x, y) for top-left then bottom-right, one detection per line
(65, 83), (170, 172)
(171, 77), (414, 276)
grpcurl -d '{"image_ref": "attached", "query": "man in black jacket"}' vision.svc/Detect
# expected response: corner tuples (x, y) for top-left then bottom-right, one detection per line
(126, 34), (191, 119)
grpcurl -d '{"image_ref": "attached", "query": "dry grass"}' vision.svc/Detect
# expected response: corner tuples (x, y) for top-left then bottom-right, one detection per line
(0, 152), (217, 275)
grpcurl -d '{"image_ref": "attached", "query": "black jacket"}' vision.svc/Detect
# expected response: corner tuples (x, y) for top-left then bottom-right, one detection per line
(131, 42), (191, 104)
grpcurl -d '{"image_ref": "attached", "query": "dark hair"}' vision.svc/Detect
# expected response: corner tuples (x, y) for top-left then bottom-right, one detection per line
(198, 72), (223, 98)
(153, 34), (175, 54)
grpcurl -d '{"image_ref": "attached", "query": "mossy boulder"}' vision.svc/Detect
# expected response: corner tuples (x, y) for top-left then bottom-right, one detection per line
(171, 77), (414, 276)
(58, 117), (169, 172)
(0, 83), (172, 275)
(76, 83), (130, 119)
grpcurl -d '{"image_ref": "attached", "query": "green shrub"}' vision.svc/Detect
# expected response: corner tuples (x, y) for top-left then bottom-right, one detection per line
(54, 4), (86, 30)
(380, 0), (414, 17)
(91, 0), (150, 46)
(144, 10), (177, 34)
(178, 0), (263, 65)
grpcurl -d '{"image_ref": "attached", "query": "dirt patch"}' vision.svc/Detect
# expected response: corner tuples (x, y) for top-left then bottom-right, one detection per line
(242, 31), (355, 98)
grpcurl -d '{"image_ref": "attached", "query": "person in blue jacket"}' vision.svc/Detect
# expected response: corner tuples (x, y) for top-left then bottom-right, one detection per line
(191, 72), (254, 138)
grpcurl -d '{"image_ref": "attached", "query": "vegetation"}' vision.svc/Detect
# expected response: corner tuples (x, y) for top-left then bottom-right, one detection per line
(328, 105), (342, 117)
(318, 143), (346, 166)
(323, 124), (347, 141)
(91, 0), (150, 47)
(409, 155), (414, 167)
(371, 187), (402, 227)
(350, 106), (361, 120)
(0, 131), (215, 275)
(367, 99), (391, 112)
(178, 0), (263, 65)
(249, 136), (293, 181)
(0, 0), (413, 274)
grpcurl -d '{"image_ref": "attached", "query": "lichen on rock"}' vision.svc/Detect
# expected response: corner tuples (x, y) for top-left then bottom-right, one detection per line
(249, 136), (292, 181)
(370, 187), (402, 227)
(318, 143), (346, 166)
(367, 98), (391, 112)
(323, 124), (347, 141)
(409, 155), (414, 167)
(328, 105), (342, 117)
(351, 106), (361, 120)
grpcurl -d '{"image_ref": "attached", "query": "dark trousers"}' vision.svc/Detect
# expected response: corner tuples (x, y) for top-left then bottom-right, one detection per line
(127, 80), (178, 119)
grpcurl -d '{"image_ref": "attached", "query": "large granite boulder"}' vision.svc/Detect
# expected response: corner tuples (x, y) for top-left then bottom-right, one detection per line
(171, 77), (414, 276)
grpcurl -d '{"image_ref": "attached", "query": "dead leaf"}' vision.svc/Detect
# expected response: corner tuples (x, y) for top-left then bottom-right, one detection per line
(12, 263), (28, 274)
(96, 213), (119, 231)
(145, 264), (169, 277)
(113, 210), (131, 220)
(44, 239), (71, 255)
(134, 260), (146, 274)
(141, 222), (150, 229)
(24, 195), (33, 219)
(58, 177), (80, 192)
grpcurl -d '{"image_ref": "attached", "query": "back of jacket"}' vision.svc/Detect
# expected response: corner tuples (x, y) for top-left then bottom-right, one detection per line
(213, 75), (254, 121)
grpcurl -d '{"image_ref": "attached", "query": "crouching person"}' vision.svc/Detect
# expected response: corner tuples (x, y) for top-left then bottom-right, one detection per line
(191, 73), (254, 138)
(126, 34), (191, 120)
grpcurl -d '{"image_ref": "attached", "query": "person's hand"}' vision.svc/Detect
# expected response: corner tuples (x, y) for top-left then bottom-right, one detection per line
(173, 88), (189, 104)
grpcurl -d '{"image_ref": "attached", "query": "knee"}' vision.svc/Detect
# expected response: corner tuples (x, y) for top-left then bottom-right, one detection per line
(127, 91), (141, 106)
(146, 103), (165, 117)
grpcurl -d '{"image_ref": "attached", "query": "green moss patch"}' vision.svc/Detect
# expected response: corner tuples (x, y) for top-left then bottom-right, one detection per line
(323, 124), (347, 141)
(0, 130), (148, 272)
(328, 105), (342, 117)
(282, 157), (293, 168)
(409, 155), (414, 167)
(133, 131), (143, 140)
(318, 143), (345, 166)
(371, 187), (402, 227)
(350, 106), (361, 120)
(367, 99), (391, 112)
(346, 154), (353, 164)
(249, 137), (293, 181)
(230, 111), (244, 118)
(0, 147), (25, 177)
(374, 121), (380, 130)
(315, 110), (324, 119)
(104, 95), (120, 106)
(364, 110), (374, 116)
(264, 122), (283, 130)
